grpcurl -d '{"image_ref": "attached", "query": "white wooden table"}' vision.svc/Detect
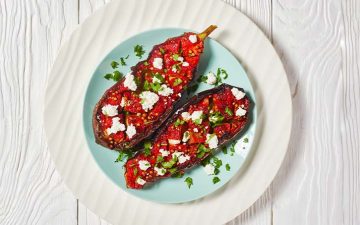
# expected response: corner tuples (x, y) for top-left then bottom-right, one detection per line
(1, 0), (359, 224)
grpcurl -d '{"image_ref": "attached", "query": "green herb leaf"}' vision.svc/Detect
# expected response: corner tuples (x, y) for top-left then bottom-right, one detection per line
(225, 107), (233, 116)
(226, 164), (231, 171)
(115, 150), (133, 163)
(209, 112), (224, 126)
(212, 176), (220, 184)
(221, 146), (228, 154)
(243, 137), (249, 143)
(197, 144), (210, 158)
(162, 157), (178, 168)
(133, 168), (138, 176)
(172, 54), (179, 61)
(153, 73), (165, 83)
(194, 118), (202, 125)
(111, 61), (119, 69)
(184, 177), (193, 189)
(143, 80), (150, 91)
(173, 78), (183, 86)
(144, 61), (149, 66)
(143, 141), (152, 156)
(229, 141), (236, 156)
(150, 82), (162, 92)
(220, 68), (228, 79)
(104, 73), (113, 80)
(171, 171), (184, 178)
(120, 55), (129, 66)
(112, 71), (122, 81)
(212, 157), (222, 168)
(134, 44), (146, 58)
(174, 118), (185, 127)
(156, 155), (164, 163)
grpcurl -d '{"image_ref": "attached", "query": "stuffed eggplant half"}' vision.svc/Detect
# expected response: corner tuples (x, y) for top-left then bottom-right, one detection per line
(93, 25), (217, 150)
(124, 84), (251, 189)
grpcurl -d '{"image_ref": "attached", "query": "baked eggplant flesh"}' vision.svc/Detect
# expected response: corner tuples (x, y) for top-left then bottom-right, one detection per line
(124, 83), (251, 189)
(93, 25), (217, 150)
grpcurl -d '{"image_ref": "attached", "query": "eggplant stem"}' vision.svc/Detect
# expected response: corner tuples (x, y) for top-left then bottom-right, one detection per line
(198, 25), (217, 40)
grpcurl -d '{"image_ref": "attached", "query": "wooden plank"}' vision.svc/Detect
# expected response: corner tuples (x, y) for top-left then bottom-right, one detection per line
(271, 0), (360, 224)
(0, 0), (78, 224)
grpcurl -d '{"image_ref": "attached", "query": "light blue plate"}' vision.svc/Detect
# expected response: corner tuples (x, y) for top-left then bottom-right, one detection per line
(83, 28), (256, 203)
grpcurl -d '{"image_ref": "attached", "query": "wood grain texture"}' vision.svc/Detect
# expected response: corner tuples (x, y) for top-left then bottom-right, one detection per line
(271, 0), (360, 225)
(0, 0), (78, 224)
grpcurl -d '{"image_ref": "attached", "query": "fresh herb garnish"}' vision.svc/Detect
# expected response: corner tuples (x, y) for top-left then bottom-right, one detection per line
(162, 156), (178, 168)
(150, 82), (162, 92)
(212, 176), (220, 184)
(134, 44), (146, 58)
(143, 141), (152, 156)
(172, 54), (179, 61)
(104, 70), (123, 82)
(212, 157), (222, 168)
(225, 107), (233, 116)
(229, 141), (236, 156)
(184, 177), (193, 189)
(144, 61), (149, 66)
(174, 118), (185, 127)
(173, 78), (183, 86)
(159, 47), (165, 54)
(114, 150), (133, 162)
(199, 68), (229, 86)
(156, 155), (164, 163)
(133, 168), (138, 175)
(197, 144), (210, 158)
(226, 164), (231, 171)
(143, 80), (150, 91)
(120, 55), (129, 66)
(209, 112), (224, 126)
(152, 73), (165, 83)
(243, 137), (249, 143)
(221, 146), (228, 154)
(171, 171), (184, 178)
(194, 118), (202, 125)
(111, 61), (119, 69)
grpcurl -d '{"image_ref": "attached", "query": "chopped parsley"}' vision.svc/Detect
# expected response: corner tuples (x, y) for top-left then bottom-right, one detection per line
(199, 68), (229, 86)
(152, 73), (165, 83)
(143, 80), (150, 91)
(114, 150), (133, 163)
(212, 157), (222, 168)
(226, 164), (231, 171)
(120, 55), (129, 66)
(212, 176), (220, 184)
(225, 107), (233, 116)
(143, 141), (152, 156)
(229, 141), (236, 156)
(159, 47), (165, 54)
(150, 82), (162, 92)
(162, 156), (178, 168)
(156, 155), (164, 163)
(197, 144), (210, 158)
(134, 44), (146, 58)
(243, 137), (249, 143)
(171, 171), (184, 178)
(111, 61), (119, 69)
(173, 78), (183, 86)
(174, 118), (185, 127)
(221, 146), (228, 154)
(209, 112), (224, 126)
(133, 168), (138, 176)
(184, 177), (193, 189)
(172, 54), (180, 61)
(104, 70), (123, 82)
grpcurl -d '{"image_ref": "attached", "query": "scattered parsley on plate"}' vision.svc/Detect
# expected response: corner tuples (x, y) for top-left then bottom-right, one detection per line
(134, 44), (146, 58)
(212, 176), (220, 184)
(184, 177), (193, 189)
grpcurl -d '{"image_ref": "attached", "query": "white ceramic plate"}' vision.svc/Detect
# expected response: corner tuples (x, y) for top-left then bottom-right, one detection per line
(44, 0), (292, 224)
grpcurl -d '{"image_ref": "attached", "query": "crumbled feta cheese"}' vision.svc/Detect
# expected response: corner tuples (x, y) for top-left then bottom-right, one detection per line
(168, 139), (181, 145)
(124, 73), (137, 91)
(182, 62), (189, 67)
(106, 117), (125, 135)
(158, 84), (173, 96)
(191, 110), (203, 123)
(231, 88), (245, 100)
(136, 177), (146, 185)
(181, 112), (191, 121)
(182, 131), (190, 142)
(203, 164), (215, 175)
(206, 72), (217, 85)
(153, 57), (163, 69)
(177, 56), (184, 62)
(120, 98), (126, 107)
(178, 154), (190, 164)
(172, 151), (183, 158)
(193, 128), (199, 132)
(126, 124), (136, 139)
(139, 160), (151, 171)
(189, 34), (197, 43)
(177, 93), (182, 97)
(159, 149), (170, 157)
(236, 107), (247, 117)
(154, 167), (166, 176)
(101, 104), (118, 116)
(206, 134), (218, 149)
(152, 76), (162, 83)
(139, 91), (159, 112)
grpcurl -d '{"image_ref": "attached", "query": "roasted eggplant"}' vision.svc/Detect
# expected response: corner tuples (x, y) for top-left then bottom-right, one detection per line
(124, 84), (251, 189)
(93, 25), (217, 150)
